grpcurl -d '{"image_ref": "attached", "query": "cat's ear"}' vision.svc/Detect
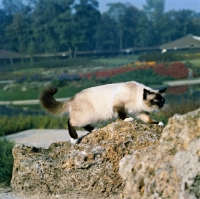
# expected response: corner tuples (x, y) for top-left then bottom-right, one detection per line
(143, 88), (151, 99)
(158, 86), (168, 93)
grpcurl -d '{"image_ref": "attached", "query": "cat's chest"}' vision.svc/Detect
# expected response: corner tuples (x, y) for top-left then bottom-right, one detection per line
(125, 101), (143, 114)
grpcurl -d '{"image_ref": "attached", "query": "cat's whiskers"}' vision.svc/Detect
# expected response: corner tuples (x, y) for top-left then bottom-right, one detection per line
(160, 103), (174, 117)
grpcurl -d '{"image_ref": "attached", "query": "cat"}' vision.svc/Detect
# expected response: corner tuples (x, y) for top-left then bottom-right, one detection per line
(39, 81), (167, 144)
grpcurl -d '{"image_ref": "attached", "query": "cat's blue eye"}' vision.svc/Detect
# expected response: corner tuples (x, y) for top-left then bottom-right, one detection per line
(153, 99), (158, 102)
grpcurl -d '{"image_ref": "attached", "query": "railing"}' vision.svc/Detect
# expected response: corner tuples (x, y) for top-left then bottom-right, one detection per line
(0, 98), (70, 105)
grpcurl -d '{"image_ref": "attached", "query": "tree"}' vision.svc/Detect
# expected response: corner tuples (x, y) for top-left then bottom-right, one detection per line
(73, 0), (101, 55)
(143, 0), (165, 20)
(143, 0), (165, 46)
(31, 0), (65, 53)
(53, 1), (75, 57)
(6, 6), (31, 53)
(2, 0), (24, 15)
(120, 6), (148, 48)
(160, 10), (196, 44)
(95, 13), (118, 50)
(193, 12), (200, 36)
(0, 9), (9, 49)
(106, 3), (129, 50)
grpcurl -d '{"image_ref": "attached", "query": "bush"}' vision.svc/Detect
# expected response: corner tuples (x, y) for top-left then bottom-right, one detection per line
(0, 57), (100, 72)
(153, 62), (188, 79)
(0, 138), (14, 187)
(110, 69), (174, 85)
(0, 115), (69, 136)
(138, 52), (182, 62)
(51, 73), (81, 87)
(138, 51), (200, 62)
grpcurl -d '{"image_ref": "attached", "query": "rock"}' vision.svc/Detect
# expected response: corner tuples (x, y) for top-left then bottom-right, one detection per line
(119, 108), (200, 199)
(11, 119), (162, 199)
(11, 108), (200, 199)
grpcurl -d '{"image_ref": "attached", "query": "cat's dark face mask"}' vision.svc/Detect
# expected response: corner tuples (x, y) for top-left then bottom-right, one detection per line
(143, 87), (167, 109)
(150, 94), (165, 108)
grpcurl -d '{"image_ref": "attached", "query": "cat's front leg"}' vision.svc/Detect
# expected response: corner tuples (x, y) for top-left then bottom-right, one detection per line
(136, 112), (164, 126)
(114, 106), (134, 122)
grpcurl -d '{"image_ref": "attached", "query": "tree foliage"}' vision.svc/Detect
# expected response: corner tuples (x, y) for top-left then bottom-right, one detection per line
(0, 0), (200, 57)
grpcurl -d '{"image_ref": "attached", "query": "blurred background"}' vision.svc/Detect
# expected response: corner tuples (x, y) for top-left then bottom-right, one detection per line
(0, 0), (200, 136)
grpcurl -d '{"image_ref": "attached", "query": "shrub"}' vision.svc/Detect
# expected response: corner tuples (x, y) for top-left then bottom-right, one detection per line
(138, 52), (182, 62)
(51, 73), (81, 87)
(0, 138), (14, 187)
(0, 115), (69, 136)
(110, 69), (174, 85)
(153, 62), (188, 79)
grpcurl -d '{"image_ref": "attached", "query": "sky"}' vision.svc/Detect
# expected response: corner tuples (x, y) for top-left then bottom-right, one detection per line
(99, 0), (200, 13)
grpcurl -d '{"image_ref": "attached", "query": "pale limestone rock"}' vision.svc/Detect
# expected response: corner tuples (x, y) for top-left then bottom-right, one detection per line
(11, 119), (162, 199)
(119, 108), (200, 199)
(11, 108), (200, 199)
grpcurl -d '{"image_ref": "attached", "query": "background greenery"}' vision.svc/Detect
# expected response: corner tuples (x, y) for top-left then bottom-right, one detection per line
(0, 0), (200, 188)
(0, 138), (14, 187)
(0, 0), (200, 60)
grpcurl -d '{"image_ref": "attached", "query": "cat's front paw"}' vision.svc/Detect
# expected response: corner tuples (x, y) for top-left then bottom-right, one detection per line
(124, 117), (134, 122)
(158, 121), (164, 127)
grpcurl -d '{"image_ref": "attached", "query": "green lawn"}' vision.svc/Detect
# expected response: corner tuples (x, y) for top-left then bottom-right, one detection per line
(0, 86), (90, 101)
(0, 89), (41, 101)
(95, 55), (138, 67)
(0, 138), (14, 187)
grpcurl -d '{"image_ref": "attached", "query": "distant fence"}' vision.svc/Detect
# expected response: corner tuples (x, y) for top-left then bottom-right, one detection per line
(0, 98), (70, 105)
(0, 80), (14, 84)
(164, 78), (200, 86)
(0, 46), (159, 61)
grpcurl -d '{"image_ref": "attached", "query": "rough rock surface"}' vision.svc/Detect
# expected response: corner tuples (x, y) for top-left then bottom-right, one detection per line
(11, 108), (200, 199)
(119, 108), (200, 199)
(11, 119), (162, 199)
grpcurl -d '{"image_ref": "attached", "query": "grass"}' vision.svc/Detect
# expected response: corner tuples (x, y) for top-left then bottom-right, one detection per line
(0, 138), (14, 187)
(0, 89), (41, 101)
(110, 69), (174, 87)
(0, 55), (199, 189)
(0, 115), (70, 136)
(0, 83), (93, 101)
(189, 58), (200, 66)
(94, 55), (138, 67)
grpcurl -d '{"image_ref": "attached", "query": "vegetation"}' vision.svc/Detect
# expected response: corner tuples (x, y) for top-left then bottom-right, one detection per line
(0, 115), (70, 136)
(0, 138), (14, 187)
(0, 0), (200, 189)
(0, 61), (190, 101)
(0, 0), (200, 62)
(0, 96), (199, 136)
(138, 51), (200, 62)
(110, 69), (173, 86)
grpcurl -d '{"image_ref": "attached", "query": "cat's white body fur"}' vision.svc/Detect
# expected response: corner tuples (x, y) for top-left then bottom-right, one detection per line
(40, 81), (167, 144)
(60, 81), (155, 126)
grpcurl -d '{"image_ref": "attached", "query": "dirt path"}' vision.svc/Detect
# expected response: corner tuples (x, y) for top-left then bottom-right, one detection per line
(6, 129), (88, 148)
(0, 188), (22, 199)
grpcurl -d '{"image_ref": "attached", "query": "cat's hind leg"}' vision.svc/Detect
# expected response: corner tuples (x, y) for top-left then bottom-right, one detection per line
(83, 124), (94, 132)
(67, 119), (79, 144)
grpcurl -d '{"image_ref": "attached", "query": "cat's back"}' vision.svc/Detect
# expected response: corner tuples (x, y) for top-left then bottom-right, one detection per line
(77, 82), (122, 96)
(75, 81), (142, 99)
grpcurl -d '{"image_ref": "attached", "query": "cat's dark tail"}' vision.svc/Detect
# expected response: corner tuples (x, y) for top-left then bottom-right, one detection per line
(39, 86), (70, 116)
